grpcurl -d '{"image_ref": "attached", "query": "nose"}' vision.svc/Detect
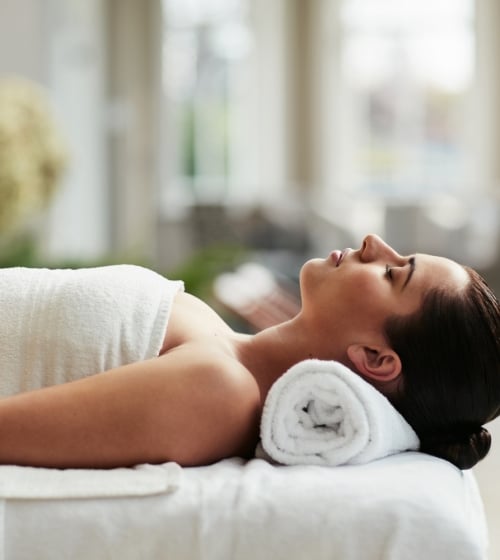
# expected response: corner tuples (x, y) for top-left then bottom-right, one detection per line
(360, 234), (401, 263)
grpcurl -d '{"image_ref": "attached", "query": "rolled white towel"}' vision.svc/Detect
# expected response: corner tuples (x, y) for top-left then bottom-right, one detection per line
(259, 359), (420, 466)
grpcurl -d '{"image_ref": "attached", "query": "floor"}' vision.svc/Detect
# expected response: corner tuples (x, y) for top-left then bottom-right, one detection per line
(474, 416), (500, 559)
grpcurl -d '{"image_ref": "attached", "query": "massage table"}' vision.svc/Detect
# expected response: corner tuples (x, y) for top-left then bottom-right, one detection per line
(0, 452), (487, 560)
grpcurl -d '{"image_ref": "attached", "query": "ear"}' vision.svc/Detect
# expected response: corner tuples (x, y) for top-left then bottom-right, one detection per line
(346, 344), (402, 382)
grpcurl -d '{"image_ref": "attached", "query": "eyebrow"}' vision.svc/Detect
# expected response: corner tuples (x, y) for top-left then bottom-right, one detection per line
(402, 256), (416, 289)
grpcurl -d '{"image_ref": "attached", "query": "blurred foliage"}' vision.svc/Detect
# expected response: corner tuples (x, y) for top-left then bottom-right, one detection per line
(0, 240), (248, 309)
(0, 76), (67, 255)
(0, 231), (153, 270)
(0, 234), (39, 268)
(0, 234), (150, 270)
(166, 243), (247, 300)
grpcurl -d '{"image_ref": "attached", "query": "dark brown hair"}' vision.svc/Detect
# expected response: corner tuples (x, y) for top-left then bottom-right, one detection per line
(384, 267), (500, 469)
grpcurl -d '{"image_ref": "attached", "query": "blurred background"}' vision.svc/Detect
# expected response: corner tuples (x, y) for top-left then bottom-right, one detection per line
(0, 0), (499, 555)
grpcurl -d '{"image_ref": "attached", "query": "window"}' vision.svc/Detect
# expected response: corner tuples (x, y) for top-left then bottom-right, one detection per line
(337, 0), (475, 198)
(161, 0), (253, 209)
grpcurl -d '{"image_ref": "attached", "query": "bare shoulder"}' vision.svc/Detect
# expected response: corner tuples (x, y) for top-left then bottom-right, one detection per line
(155, 344), (262, 464)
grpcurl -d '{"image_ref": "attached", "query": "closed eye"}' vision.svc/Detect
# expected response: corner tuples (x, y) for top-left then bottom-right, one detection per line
(385, 264), (393, 280)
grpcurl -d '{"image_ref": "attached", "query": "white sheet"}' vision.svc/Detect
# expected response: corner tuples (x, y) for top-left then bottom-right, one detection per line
(1, 452), (488, 560)
(0, 462), (181, 499)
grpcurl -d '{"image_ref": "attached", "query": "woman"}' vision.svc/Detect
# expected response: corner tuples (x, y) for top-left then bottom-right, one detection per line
(0, 234), (498, 470)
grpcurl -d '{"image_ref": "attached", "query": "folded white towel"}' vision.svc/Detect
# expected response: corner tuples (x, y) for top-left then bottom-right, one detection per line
(0, 462), (182, 499)
(0, 265), (183, 396)
(259, 359), (420, 466)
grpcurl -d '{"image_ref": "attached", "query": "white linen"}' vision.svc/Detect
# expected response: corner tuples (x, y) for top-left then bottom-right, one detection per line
(0, 462), (181, 499)
(260, 359), (420, 466)
(1, 453), (487, 560)
(0, 265), (183, 396)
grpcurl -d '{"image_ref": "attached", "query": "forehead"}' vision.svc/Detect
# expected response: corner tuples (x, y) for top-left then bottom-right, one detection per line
(416, 253), (470, 293)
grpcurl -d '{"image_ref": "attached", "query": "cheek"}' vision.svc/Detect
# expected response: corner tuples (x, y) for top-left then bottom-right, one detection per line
(344, 270), (387, 302)
(336, 273), (392, 324)
(337, 293), (386, 323)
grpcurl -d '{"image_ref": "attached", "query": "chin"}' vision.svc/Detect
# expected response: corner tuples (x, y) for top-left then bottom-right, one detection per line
(299, 259), (320, 287)
(299, 258), (333, 314)
(300, 257), (330, 281)
(301, 257), (327, 273)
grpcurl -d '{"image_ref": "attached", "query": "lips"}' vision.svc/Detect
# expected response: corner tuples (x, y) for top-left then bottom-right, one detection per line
(330, 248), (350, 267)
(330, 250), (343, 266)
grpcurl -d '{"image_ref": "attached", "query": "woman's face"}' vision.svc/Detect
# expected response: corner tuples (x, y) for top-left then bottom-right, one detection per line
(299, 234), (470, 349)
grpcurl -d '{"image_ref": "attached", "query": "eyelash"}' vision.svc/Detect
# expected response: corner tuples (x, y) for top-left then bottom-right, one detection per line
(385, 264), (393, 280)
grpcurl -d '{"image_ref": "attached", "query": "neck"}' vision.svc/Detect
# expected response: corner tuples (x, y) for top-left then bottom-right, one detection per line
(232, 315), (325, 401)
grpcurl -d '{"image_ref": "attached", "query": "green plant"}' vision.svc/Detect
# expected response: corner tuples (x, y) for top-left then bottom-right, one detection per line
(0, 76), (67, 237)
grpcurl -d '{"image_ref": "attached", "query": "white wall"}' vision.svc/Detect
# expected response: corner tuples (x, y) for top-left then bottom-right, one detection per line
(43, 0), (110, 261)
(0, 0), (47, 83)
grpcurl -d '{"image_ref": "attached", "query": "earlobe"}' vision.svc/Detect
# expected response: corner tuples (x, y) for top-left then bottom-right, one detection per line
(346, 344), (402, 382)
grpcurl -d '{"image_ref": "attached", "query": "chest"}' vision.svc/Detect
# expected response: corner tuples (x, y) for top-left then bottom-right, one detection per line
(161, 292), (234, 354)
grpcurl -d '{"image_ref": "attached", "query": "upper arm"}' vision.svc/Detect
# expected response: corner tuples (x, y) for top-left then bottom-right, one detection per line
(153, 353), (262, 465)
(0, 345), (261, 468)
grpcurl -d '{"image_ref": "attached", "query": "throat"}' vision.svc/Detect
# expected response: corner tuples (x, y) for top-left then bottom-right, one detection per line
(233, 321), (313, 402)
